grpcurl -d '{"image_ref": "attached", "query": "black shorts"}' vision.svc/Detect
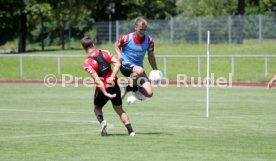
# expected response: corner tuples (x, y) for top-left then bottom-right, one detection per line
(120, 64), (149, 86)
(94, 83), (122, 107)
(120, 64), (134, 77)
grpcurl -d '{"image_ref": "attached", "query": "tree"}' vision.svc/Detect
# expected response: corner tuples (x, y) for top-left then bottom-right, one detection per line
(262, 0), (276, 14)
(118, 0), (178, 19)
(236, 0), (245, 44)
(49, 0), (93, 49)
(25, 2), (52, 51)
(176, 0), (238, 16)
(18, 2), (27, 53)
(0, 0), (24, 50)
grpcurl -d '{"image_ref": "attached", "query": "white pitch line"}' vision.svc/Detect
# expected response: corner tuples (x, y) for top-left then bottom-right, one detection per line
(0, 123), (116, 141)
(0, 108), (203, 118)
(214, 116), (245, 119)
(170, 125), (211, 130)
(0, 108), (89, 114)
(0, 131), (97, 141)
(1, 118), (99, 124)
(3, 108), (271, 120)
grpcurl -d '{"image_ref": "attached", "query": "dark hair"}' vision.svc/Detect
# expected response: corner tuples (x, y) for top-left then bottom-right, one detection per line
(80, 36), (94, 50)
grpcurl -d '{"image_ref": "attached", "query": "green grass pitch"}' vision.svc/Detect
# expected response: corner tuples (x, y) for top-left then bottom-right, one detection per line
(0, 84), (276, 161)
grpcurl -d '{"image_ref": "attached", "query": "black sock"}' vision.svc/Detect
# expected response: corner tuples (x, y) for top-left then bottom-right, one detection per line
(132, 86), (138, 92)
(97, 115), (104, 123)
(126, 85), (138, 92)
(125, 123), (134, 134)
(126, 85), (133, 92)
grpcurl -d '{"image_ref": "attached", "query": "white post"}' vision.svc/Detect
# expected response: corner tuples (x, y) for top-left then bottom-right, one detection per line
(228, 16), (232, 44)
(231, 56), (235, 76)
(198, 17), (202, 44)
(163, 56), (167, 77)
(109, 15), (112, 44)
(206, 31), (210, 118)
(259, 15), (263, 42)
(170, 17), (174, 43)
(20, 54), (23, 79)
(198, 56), (201, 77)
(265, 56), (268, 77)
(116, 20), (119, 41)
(57, 56), (61, 77)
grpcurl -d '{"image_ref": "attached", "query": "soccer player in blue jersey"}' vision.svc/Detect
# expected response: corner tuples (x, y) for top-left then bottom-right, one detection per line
(114, 17), (159, 100)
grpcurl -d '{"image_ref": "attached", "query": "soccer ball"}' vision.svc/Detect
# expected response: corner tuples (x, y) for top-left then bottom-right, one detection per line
(126, 95), (137, 104)
(149, 70), (163, 81)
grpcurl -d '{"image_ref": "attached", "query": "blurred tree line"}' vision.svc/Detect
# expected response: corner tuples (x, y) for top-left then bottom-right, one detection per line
(0, 0), (275, 52)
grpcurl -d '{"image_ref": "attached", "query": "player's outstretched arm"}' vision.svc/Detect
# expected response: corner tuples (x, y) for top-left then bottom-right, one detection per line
(267, 74), (276, 89)
(148, 51), (158, 70)
(113, 42), (122, 63)
(91, 72), (116, 99)
(106, 56), (121, 85)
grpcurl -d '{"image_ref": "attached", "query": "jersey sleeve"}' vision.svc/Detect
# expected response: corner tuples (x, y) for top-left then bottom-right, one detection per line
(102, 50), (113, 63)
(148, 36), (154, 52)
(83, 58), (98, 76)
(116, 34), (129, 47)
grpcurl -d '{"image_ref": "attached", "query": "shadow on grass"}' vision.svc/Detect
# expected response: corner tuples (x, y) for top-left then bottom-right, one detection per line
(107, 132), (173, 136)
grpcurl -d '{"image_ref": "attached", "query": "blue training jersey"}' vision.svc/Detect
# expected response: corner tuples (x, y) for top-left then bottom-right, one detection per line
(121, 33), (149, 67)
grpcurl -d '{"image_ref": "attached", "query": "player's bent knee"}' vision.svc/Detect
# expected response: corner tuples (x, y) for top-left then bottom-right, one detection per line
(141, 82), (153, 97)
(131, 72), (138, 78)
(133, 66), (144, 76)
(145, 92), (153, 98)
(137, 77), (147, 86)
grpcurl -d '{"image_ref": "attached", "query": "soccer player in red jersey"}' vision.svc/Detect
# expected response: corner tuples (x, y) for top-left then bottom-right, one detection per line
(81, 36), (135, 136)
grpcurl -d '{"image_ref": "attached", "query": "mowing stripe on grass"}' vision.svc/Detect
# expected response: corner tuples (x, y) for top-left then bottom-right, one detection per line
(0, 108), (203, 118)
(2, 108), (275, 119)
(0, 131), (98, 141)
(0, 108), (90, 114)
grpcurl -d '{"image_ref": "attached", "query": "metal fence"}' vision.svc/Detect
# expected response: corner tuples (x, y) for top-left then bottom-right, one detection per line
(93, 15), (276, 44)
(1, 54), (276, 80)
(3, 15), (274, 51)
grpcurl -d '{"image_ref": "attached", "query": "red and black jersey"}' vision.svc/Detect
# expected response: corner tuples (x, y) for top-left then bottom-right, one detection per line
(87, 50), (111, 77)
(83, 49), (117, 91)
